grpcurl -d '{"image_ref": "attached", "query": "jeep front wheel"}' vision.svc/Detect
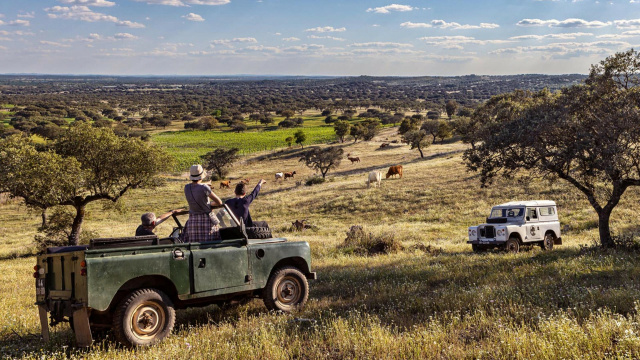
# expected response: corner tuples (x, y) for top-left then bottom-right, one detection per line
(505, 237), (520, 254)
(113, 288), (176, 347)
(541, 233), (554, 251)
(262, 266), (309, 312)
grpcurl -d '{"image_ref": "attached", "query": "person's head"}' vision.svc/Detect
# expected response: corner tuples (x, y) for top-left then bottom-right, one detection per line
(190, 164), (206, 182)
(141, 212), (156, 228)
(235, 182), (247, 197)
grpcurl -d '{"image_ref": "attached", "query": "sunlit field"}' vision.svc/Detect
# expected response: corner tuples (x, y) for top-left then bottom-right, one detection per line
(2, 128), (640, 359)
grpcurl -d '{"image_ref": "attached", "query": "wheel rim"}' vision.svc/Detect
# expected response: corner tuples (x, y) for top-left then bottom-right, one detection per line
(507, 240), (518, 253)
(544, 235), (553, 249)
(130, 301), (165, 340)
(276, 276), (302, 306)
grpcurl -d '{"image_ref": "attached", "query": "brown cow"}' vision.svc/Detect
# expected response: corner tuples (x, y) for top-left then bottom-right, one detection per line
(220, 180), (231, 188)
(379, 143), (389, 149)
(386, 165), (403, 179)
(240, 178), (250, 184)
(347, 153), (360, 163)
(284, 171), (297, 180)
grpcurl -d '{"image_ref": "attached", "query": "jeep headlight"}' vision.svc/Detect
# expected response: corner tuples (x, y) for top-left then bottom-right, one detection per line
(471, 230), (477, 236)
(497, 229), (505, 236)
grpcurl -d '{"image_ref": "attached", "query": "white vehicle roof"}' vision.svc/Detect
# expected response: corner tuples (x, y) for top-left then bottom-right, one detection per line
(494, 200), (556, 207)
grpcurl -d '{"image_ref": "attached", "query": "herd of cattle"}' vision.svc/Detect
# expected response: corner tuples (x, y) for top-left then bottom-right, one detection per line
(217, 155), (403, 191)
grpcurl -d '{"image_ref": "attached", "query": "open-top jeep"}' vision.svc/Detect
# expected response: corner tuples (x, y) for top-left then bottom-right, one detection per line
(467, 200), (562, 253)
(34, 205), (316, 347)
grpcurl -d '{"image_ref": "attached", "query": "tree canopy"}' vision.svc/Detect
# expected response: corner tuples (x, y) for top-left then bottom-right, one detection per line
(200, 147), (240, 181)
(0, 124), (171, 245)
(299, 146), (344, 179)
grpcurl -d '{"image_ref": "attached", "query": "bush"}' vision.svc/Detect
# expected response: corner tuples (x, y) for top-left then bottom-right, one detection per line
(305, 176), (325, 186)
(340, 225), (402, 255)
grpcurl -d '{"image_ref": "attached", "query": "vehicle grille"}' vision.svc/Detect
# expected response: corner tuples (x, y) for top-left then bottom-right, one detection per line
(480, 226), (495, 238)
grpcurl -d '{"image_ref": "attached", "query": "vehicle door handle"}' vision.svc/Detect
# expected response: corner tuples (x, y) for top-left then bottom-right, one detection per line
(198, 258), (206, 268)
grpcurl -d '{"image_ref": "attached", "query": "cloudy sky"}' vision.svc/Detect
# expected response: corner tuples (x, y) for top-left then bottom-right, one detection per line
(1, 0), (640, 76)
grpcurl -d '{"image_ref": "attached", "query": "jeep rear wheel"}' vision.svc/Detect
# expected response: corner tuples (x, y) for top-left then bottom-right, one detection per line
(505, 237), (520, 254)
(541, 233), (554, 251)
(113, 288), (175, 347)
(262, 266), (309, 312)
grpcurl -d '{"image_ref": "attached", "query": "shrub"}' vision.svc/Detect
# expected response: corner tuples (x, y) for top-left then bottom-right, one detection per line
(340, 225), (402, 255)
(305, 176), (325, 186)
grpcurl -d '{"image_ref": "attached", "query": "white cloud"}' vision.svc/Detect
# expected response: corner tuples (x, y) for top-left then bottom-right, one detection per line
(305, 26), (346, 33)
(350, 42), (413, 48)
(282, 37), (300, 42)
(401, 20), (499, 30)
(419, 35), (513, 46)
(131, 0), (229, 6)
(17, 12), (35, 18)
(182, 13), (205, 21)
(516, 18), (611, 28)
(366, 4), (416, 14)
(114, 32), (138, 39)
(210, 37), (258, 48)
(59, 0), (116, 7)
(490, 40), (629, 58)
(509, 32), (593, 40)
(614, 19), (640, 28)
(308, 35), (345, 41)
(40, 40), (71, 47)
(46, 6), (145, 28)
(9, 20), (30, 27)
(0, 20), (4, 26)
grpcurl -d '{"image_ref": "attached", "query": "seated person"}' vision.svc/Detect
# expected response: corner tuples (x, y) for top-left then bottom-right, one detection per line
(136, 209), (184, 236)
(225, 179), (268, 228)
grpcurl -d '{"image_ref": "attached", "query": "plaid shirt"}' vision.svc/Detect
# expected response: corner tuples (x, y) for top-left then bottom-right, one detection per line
(183, 213), (220, 243)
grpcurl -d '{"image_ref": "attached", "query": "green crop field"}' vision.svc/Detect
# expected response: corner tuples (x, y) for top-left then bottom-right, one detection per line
(152, 125), (338, 171)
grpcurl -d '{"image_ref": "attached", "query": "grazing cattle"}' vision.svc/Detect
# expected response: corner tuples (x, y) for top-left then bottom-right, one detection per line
(386, 165), (403, 179)
(347, 153), (361, 163)
(366, 171), (382, 188)
(240, 178), (250, 184)
(379, 143), (389, 149)
(292, 219), (312, 231)
(284, 171), (297, 180)
(275, 172), (284, 181)
(220, 180), (231, 189)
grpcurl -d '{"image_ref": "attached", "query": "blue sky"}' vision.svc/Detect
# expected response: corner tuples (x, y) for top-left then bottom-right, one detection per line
(1, 0), (639, 75)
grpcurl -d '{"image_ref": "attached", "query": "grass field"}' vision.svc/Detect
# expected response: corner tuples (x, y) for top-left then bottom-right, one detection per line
(2, 128), (640, 359)
(152, 125), (337, 171)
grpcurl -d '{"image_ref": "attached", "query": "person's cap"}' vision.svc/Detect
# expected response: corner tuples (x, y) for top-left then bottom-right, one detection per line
(190, 164), (206, 181)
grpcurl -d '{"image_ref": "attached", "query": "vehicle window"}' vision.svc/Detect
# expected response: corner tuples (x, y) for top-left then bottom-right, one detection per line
(489, 207), (524, 218)
(539, 207), (555, 216)
(212, 207), (239, 229)
(527, 208), (538, 219)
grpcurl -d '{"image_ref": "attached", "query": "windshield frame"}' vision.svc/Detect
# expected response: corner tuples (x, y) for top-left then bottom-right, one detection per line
(488, 207), (525, 219)
(173, 204), (241, 228)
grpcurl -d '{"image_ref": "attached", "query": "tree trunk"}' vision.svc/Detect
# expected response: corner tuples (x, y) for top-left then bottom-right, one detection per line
(41, 209), (47, 229)
(69, 205), (85, 246)
(418, 146), (424, 158)
(598, 210), (614, 248)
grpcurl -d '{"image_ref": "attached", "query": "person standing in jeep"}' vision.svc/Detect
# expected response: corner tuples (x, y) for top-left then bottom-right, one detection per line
(226, 179), (268, 228)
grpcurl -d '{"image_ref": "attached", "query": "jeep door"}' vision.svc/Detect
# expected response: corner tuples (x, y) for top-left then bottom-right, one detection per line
(190, 206), (250, 293)
(525, 207), (543, 242)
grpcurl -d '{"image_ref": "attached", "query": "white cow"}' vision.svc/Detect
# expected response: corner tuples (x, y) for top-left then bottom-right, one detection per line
(366, 171), (382, 188)
(275, 172), (284, 181)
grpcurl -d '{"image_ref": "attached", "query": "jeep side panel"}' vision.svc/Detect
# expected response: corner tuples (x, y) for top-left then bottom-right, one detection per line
(247, 239), (313, 286)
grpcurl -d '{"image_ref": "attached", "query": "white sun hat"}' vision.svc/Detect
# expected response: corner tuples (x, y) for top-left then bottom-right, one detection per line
(189, 164), (206, 181)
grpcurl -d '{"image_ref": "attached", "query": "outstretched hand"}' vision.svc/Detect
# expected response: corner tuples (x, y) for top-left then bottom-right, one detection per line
(259, 179), (267, 186)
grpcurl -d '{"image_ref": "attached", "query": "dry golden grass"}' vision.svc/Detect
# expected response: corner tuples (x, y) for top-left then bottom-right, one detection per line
(2, 128), (640, 359)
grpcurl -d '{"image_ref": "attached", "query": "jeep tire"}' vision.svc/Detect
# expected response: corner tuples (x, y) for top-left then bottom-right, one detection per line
(262, 266), (309, 312)
(246, 226), (272, 239)
(113, 288), (175, 347)
(541, 233), (554, 251)
(505, 237), (520, 254)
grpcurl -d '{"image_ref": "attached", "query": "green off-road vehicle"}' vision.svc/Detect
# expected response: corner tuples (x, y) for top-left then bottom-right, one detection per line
(34, 205), (316, 347)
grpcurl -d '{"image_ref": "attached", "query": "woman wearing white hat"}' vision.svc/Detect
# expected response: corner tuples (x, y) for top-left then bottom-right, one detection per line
(183, 164), (223, 242)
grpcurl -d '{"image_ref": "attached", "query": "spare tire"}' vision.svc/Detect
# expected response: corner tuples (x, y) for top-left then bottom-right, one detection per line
(246, 226), (272, 239)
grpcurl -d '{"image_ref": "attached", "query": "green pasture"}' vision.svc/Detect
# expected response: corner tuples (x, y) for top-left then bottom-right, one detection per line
(152, 125), (337, 171)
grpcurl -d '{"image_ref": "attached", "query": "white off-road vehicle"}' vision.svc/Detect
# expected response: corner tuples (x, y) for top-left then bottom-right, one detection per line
(467, 200), (562, 253)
